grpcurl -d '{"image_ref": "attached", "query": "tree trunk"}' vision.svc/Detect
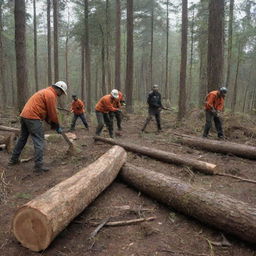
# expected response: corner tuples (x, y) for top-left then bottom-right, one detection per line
(84, 0), (91, 112)
(53, 0), (59, 82)
(177, 0), (188, 120)
(12, 146), (127, 252)
(94, 136), (218, 175)
(207, 0), (224, 92)
(47, 0), (52, 85)
(164, 0), (169, 103)
(100, 24), (107, 95)
(115, 0), (121, 90)
(33, 0), (39, 91)
(149, 0), (154, 88)
(80, 43), (85, 101)
(197, 0), (208, 107)
(14, 0), (29, 112)
(231, 41), (241, 113)
(175, 133), (256, 159)
(0, 0), (6, 108)
(120, 163), (256, 244)
(225, 0), (234, 89)
(125, 0), (134, 113)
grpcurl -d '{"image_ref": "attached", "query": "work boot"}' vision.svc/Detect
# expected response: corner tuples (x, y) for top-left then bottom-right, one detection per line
(8, 159), (20, 166)
(34, 164), (49, 173)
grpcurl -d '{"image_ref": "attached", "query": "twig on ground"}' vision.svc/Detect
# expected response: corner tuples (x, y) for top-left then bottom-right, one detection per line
(205, 238), (215, 256)
(88, 217), (110, 240)
(157, 248), (209, 256)
(216, 173), (256, 184)
(104, 216), (156, 226)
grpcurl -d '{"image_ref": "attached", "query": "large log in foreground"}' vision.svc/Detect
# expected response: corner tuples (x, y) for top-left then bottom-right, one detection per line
(12, 146), (127, 252)
(175, 133), (256, 159)
(94, 136), (218, 175)
(120, 163), (256, 244)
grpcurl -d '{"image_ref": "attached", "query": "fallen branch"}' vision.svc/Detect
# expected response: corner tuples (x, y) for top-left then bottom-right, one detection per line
(0, 125), (20, 134)
(104, 216), (156, 226)
(88, 217), (110, 240)
(216, 173), (256, 184)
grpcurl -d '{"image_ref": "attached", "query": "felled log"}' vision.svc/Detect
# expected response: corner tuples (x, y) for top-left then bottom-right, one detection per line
(174, 133), (256, 159)
(0, 125), (20, 134)
(120, 163), (256, 244)
(12, 145), (127, 252)
(0, 134), (15, 153)
(94, 136), (218, 175)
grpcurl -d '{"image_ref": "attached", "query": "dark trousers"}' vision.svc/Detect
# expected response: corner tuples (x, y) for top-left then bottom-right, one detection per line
(95, 111), (113, 137)
(142, 108), (161, 132)
(109, 111), (122, 130)
(203, 110), (223, 138)
(70, 113), (88, 130)
(11, 118), (44, 167)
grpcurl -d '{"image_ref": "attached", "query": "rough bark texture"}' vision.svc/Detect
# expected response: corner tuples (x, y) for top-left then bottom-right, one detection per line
(94, 136), (218, 174)
(14, 0), (29, 111)
(207, 0), (224, 92)
(53, 0), (59, 82)
(120, 163), (256, 244)
(175, 134), (256, 159)
(12, 146), (127, 252)
(177, 0), (187, 120)
(33, 0), (39, 91)
(125, 0), (134, 113)
(47, 0), (52, 85)
(115, 0), (121, 90)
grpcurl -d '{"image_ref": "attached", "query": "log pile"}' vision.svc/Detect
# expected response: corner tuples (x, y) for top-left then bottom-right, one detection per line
(12, 145), (127, 252)
(120, 163), (256, 244)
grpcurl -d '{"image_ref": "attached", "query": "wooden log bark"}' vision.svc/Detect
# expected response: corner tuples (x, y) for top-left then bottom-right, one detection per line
(12, 145), (127, 252)
(120, 163), (256, 244)
(94, 136), (218, 175)
(174, 133), (256, 159)
(0, 125), (20, 134)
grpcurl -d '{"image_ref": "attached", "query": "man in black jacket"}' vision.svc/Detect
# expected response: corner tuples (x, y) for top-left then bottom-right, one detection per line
(141, 84), (165, 133)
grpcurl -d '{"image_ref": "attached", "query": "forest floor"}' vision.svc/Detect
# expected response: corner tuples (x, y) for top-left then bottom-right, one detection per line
(0, 107), (256, 256)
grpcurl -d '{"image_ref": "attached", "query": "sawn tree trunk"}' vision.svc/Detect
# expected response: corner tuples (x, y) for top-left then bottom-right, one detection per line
(94, 136), (218, 174)
(12, 146), (127, 252)
(120, 163), (256, 244)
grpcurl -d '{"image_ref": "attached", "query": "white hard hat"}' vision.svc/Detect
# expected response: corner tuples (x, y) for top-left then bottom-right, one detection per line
(54, 81), (67, 95)
(111, 89), (119, 99)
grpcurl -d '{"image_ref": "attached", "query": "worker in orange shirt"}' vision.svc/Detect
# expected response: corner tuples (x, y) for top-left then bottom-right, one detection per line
(203, 87), (228, 139)
(8, 81), (68, 173)
(95, 90), (119, 138)
(109, 90), (125, 131)
(69, 95), (89, 131)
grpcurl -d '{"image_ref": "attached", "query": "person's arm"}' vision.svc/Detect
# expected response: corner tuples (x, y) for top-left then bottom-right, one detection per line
(45, 95), (59, 129)
(104, 98), (119, 112)
(205, 93), (216, 111)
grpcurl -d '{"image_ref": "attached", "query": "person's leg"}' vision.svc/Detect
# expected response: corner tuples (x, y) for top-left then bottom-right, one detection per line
(70, 114), (78, 131)
(115, 111), (122, 130)
(155, 111), (161, 131)
(9, 118), (29, 164)
(79, 113), (89, 129)
(141, 109), (153, 132)
(95, 111), (104, 136)
(214, 116), (224, 138)
(26, 119), (46, 170)
(103, 113), (113, 138)
(203, 111), (213, 137)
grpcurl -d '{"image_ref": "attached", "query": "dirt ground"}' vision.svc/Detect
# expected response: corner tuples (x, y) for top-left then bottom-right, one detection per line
(0, 108), (256, 256)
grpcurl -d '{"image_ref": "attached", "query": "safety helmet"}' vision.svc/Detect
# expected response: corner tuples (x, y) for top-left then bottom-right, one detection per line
(219, 87), (228, 94)
(152, 84), (159, 89)
(54, 81), (67, 95)
(111, 89), (119, 99)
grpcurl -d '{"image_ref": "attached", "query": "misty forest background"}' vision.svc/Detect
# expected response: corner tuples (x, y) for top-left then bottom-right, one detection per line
(0, 0), (255, 120)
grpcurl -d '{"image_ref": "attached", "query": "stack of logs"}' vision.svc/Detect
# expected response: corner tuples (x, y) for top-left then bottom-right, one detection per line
(4, 129), (256, 251)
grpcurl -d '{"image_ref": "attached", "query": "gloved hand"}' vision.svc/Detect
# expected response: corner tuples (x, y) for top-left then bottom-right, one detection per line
(56, 127), (63, 134)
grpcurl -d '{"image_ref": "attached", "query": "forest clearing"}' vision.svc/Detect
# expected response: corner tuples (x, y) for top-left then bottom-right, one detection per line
(0, 0), (256, 255)
(1, 109), (256, 256)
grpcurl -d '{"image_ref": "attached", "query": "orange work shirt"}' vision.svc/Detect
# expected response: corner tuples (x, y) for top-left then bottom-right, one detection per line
(20, 87), (59, 125)
(204, 90), (225, 111)
(95, 95), (118, 113)
(113, 91), (124, 108)
(71, 99), (85, 115)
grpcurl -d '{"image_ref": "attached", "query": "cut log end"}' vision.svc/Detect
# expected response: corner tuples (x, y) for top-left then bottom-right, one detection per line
(12, 207), (52, 252)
